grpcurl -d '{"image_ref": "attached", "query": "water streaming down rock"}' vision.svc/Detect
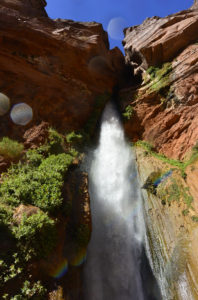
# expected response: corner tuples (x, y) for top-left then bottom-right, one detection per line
(84, 102), (160, 300)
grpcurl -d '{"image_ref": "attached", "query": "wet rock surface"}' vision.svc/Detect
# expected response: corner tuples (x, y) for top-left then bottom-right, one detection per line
(136, 147), (198, 300)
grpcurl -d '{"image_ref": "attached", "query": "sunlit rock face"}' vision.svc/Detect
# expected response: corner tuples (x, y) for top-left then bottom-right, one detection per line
(122, 5), (198, 299)
(121, 4), (198, 160)
(0, 1), (130, 139)
(123, 4), (198, 69)
(136, 148), (198, 300)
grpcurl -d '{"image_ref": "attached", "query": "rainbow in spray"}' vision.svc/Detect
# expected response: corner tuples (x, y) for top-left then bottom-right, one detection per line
(70, 248), (87, 267)
(51, 258), (69, 279)
(153, 170), (173, 187)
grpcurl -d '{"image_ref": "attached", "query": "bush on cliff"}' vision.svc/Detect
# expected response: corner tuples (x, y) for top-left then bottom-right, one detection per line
(0, 137), (24, 160)
(12, 211), (56, 259)
(144, 62), (172, 95)
(48, 127), (64, 154)
(0, 127), (90, 299)
(122, 105), (134, 120)
(0, 152), (74, 212)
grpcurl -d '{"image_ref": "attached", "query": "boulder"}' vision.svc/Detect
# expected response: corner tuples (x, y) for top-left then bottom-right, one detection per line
(13, 204), (40, 224)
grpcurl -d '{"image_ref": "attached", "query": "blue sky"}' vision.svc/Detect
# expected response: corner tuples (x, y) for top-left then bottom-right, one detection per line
(46, 0), (193, 52)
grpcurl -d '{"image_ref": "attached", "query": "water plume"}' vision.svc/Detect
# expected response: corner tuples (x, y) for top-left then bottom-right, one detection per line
(84, 102), (147, 300)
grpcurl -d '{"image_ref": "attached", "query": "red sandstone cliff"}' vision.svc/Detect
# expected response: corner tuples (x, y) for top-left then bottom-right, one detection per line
(1, 1), (198, 299)
(0, 0), (130, 139)
(122, 2), (198, 160)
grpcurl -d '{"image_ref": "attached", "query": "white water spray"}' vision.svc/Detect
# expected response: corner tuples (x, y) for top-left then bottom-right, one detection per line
(84, 102), (146, 300)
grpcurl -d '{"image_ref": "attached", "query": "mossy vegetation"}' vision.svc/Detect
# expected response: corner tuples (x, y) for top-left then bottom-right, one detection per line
(136, 140), (196, 212)
(143, 62), (172, 99)
(135, 140), (198, 178)
(0, 137), (24, 160)
(122, 105), (134, 120)
(157, 178), (193, 209)
(191, 216), (198, 223)
(0, 127), (89, 299)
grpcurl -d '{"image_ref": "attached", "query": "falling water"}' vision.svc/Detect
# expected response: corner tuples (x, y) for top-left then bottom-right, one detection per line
(84, 102), (160, 300)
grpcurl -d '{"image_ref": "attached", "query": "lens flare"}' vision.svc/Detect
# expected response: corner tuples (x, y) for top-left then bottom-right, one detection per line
(107, 17), (126, 40)
(51, 259), (68, 279)
(88, 56), (109, 74)
(0, 93), (10, 116)
(70, 248), (87, 267)
(10, 103), (33, 125)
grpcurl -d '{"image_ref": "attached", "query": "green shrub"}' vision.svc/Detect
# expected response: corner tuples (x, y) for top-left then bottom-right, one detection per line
(0, 137), (23, 160)
(0, 128), (80, 299)
(21, 280), (47, 298)
(0, 253), (23, 285)
(66, 131), (83, 144)
(48, 128), (64, 154)
(9, 280), (47, 299)
(182, 209), (189, 216)
(12, 211), (56, 258)
(146, 63), (172, 94)
(0, 153), (74, 212)
(147, 66), (160, 80)
(191, 216), (198, 222)
(166, 179), (181, 203)
(122, 105), (134, 120)
(0, 204), (13, 226)
(39, 153), (73, 175)
(25, 149), (44, 167)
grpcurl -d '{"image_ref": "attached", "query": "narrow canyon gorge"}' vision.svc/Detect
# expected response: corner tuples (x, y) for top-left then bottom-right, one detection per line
(0, 0), (198, 299)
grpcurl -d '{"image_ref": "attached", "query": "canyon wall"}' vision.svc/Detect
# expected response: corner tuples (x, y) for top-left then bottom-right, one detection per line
(0, 0), (130, 139)
(1, 0), (198, 299)
(0, 1), (130, 299)
(122, 3), (198, 160)
(121, 2), (198, 299)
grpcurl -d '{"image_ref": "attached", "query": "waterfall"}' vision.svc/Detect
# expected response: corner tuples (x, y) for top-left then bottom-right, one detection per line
(84, 102), (160, 300)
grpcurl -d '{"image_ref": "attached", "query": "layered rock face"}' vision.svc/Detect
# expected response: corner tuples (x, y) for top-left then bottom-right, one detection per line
(122, 3), (198, 160)
(123, 3), (198, 299)
(123, 3), (198, 69)
(0, 0), (129, 139)
(136, 147), (198, 300)
(0, 0), (48, 17)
